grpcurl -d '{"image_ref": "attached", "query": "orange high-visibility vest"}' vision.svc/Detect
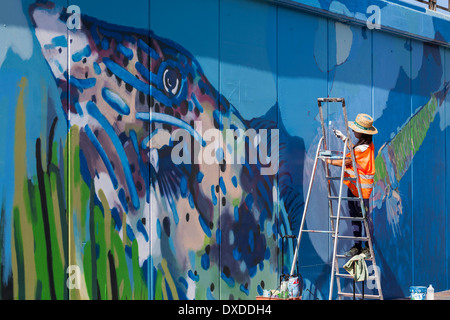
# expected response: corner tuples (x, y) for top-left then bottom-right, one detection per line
(344, 142), (375, 199)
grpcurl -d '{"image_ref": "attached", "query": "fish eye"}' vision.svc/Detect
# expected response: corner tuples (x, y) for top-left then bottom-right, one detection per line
(162, 67), (181, 96)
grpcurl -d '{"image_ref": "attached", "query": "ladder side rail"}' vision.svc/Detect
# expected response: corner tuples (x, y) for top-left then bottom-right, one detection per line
(289, 136), (324, 276)
(328, 137), (350, 300)
(318, 100), (328, 151)
(362, 217), (384, 299)
(318, 99), (337, 240)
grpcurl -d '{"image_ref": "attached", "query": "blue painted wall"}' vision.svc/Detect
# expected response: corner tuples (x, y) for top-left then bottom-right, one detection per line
(0, 0), (448, 300)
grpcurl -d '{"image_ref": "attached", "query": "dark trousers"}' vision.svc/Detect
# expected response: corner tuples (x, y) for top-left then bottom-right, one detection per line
(347, 188), (370, 248)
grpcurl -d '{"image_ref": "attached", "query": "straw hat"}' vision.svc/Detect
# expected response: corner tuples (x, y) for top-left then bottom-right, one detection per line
(348, 113), (378, 135)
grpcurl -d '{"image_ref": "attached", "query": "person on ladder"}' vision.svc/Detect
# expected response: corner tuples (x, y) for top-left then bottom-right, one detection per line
(325, 113), (378, 257)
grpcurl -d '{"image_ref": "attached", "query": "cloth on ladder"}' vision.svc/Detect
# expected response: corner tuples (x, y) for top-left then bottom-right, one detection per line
(343, 253), (368, 282)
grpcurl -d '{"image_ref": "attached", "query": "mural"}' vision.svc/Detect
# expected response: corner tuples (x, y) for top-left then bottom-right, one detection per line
(0, 0), (449, 300)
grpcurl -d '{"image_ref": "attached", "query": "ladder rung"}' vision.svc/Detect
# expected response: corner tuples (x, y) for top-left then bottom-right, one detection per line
(328, 196), (361, 201)
(338, 292), (382, 299)
(330, 216), (365, 221)
(318, 98), (344, 102)
(326, 176), (357, 181)
(302, 230), (334, 234)
(336, 273), (377, 280)
(336, 254), (373, 260)
(332, 235), (369, 241)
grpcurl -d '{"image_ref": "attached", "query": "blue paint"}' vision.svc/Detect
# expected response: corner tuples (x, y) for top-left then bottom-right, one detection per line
(86, 101), (139, 210)
(231, 176), (238, 188)
(232, 247), (241, 261)
(216, 147), (224, 164)
(167, 194), (179, 225)
(74, 102), (83, 116)
(72, 45), (91, 62)
(190, 92), (203, 113)
(68, 75), (96, 92)
(164, 279), (174, 300)
(156, 219), (161, 239)
(101, 37), (109, 50)
(137, 38), (160, 60)
(134, 61), (154, 81)
(103, 57), (149, 93)
(118, 188), (128, 213)
(52, 35), (68, 47)
(93, 62), (101, 75)
(136, 219), (148, 242)
(219, 176), (226, 195)
(90, 24), (100, 45)
(196, 171), (204, 183)
(188, 270), (199, 282)
(210, 185), (217, 206)
(201, 253), (210, 270)
(198, 214), (211, 238)
(248, 229), (254, 252)
(117, 43), (133, 60)
(84, 125), (118, 189)
(221, 272), (235, 288)
(179, 277), (188, 290)
(256, 285), (263, 296)
(188, 193), (195, 209)
(206, 288), (216, 300)
(126, 224), (135, 241)
(101, 88), (130, 115)
(245, 193), (254, 210)
(213, 110), (223, 130)
(110, 207), (121, 230)
(44, 35), (67, 49)
(239, 284), (249, 296)
(180, 176), (187, 198)
(216, 228), (221, 245)
(99, 27), (123, 42)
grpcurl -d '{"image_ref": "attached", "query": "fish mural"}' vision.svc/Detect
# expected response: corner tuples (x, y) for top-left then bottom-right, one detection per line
(1, 0), (449, 301)
(25, 1), (305, 299)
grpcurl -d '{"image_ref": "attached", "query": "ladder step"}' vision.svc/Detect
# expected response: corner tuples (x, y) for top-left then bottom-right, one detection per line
(330, 216), (365, 221)
(328, 196), (361, 201)
(338, 292), (382, 299)
(332, 235), (369, 241)
(318, 98), (344, 102)
(336, 254), (373, 260)
(336, 273), (377, 280)
(302, 230), (334, 234)
(326, 176), (357, 181)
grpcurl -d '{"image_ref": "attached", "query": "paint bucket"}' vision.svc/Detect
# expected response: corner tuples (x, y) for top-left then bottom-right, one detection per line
(280, 280), (289, 299)
(288, 276), (300, 298)
(262, 289), (271, 298)
(410, 286), (427, 300)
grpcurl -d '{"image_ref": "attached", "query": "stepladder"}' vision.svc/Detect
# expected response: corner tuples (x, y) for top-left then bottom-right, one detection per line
(289, 98), (383, 300)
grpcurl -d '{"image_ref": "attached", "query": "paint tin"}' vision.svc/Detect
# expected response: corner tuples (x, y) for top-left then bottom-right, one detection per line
(280, 280), (289, 299)
(410, 286), (427, 300)
(288, 276), (300, 298)
(262, 289), (271, 297)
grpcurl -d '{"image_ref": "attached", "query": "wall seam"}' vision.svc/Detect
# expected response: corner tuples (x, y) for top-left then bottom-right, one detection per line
(218, 0), (222, 301)
(410, 38), (414, 286)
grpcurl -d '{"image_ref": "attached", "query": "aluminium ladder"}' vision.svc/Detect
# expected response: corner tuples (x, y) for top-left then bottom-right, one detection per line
(289, 98), (383, 300)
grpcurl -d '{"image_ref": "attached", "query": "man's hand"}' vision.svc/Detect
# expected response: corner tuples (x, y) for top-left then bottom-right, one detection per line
(333, 129), (346, 141)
